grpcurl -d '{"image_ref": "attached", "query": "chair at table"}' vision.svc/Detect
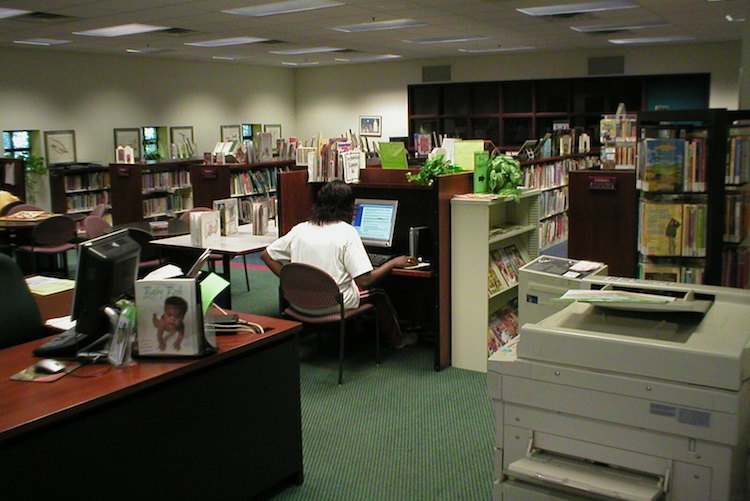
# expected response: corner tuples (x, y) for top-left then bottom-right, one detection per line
(279, 263), (379, 385)
(16, 215), (77, 277)
(0, 253), (49, 349)
(126, 227), (164, 277)
(82, 215), (111, 239)
(0, 199), (23, 216)
(7, 203), (43, 215)
(89, 203), (107, 218)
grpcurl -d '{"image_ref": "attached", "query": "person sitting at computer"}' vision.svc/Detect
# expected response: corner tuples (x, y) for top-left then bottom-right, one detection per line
(261, 180), (418, 349)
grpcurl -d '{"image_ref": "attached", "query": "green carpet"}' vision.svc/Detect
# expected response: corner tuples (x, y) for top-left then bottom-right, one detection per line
(230, 266), (494, 501)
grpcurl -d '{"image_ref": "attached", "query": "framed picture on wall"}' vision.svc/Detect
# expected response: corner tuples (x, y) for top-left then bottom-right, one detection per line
(263, 124), (282, 145)
(170, 126), (195, 158)
(221, 125), (242, 142)
(114, 128), (141, 161)
(44, 130), (77, 165)
(359, 116), (381, 137)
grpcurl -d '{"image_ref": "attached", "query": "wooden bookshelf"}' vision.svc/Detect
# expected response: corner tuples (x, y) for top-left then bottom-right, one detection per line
(190, 160), (295, 209)
(49, 164), (111, 217)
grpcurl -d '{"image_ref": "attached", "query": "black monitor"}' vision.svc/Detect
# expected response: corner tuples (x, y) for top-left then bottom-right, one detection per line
(352, 198), (398, 248)
(72, 229), (140, 338)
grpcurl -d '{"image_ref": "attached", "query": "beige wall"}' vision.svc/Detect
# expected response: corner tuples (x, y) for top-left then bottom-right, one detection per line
(294, 41), (742, 141)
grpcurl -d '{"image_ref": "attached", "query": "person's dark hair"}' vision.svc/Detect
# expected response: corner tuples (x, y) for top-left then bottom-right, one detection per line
(311, 180), (354, 225)
(165, 296), (188, 316)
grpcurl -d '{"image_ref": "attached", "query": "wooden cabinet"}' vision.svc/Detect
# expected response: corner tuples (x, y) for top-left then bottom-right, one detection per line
(450, 190), (540, 372)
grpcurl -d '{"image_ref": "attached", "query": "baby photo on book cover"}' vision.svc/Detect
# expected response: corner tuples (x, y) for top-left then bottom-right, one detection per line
(135, 278), (201, 356)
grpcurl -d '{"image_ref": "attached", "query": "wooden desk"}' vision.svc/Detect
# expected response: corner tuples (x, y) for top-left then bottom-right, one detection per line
(0, 312), (304, 499)
(151, 223), (277, 308)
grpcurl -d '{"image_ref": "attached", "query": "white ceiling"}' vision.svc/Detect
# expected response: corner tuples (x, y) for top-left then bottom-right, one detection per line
(0, 0), (746, 67)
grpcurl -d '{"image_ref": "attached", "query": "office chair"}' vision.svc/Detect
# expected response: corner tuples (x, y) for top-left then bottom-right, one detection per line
(7, 203), (43, 215)
(279, 263), (379, 385)
(89, 203), (107, 218)
(0, 253), (48, 349)
(16, 215), (77, 277)
(126, 227), (164, 277)
(82, 215), (111, 239)
(0, 199), (23, 216)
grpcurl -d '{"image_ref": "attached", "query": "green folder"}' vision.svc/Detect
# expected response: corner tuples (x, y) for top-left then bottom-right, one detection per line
(379, 142), (408, 169)
(474, 151), (490, 193)
(453, 140), (485, 171)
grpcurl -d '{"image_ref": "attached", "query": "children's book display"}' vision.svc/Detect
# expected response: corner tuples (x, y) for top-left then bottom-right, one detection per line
(213, 198), (239, 236)
(189, 210), (221, 247)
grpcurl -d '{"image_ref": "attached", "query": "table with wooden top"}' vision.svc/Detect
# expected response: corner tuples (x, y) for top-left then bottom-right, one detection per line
(0, 297), (304, 499)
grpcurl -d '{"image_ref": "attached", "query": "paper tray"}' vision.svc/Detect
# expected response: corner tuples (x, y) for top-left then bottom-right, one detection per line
(507, 453), (664, 501)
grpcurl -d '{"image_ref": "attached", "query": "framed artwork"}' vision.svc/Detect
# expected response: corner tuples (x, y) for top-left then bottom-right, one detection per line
(359, 116), (381, 137)
(170, 126), (194, 158)
(44, 130), (77, 165)
(114, 128), (141, 161)
(221, 125), (242, 142)
(263, 124), (282, 145)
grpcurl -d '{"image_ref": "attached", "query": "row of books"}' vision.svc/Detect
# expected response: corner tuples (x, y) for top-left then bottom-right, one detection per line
(521, 161), (567, 190)
(722, 247), (749, 288)
(141, 170), (191, 193)
(636, 137), (707, 192)
(726, 134), (750, 185)
(230, 168), (279, 197)
(600, 143), (636, 170)
(66, 191), (110, 212)
(539, 187), (567, 219)
(487, 299), (518, 356)
(600, 114), (637, 144)
(724, 192), (749, 243)
(638, 200), (707, 257)
(487, 242), (528, 296)
(638, 261), (705, 284)
(143, 192), (193, 218)
(64, 171), (110, 192)
(539, 213), (568, 250)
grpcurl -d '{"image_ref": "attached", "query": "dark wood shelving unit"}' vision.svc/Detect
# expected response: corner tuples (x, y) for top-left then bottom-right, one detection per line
(49, 164), (111, 216)
(0, 158), (25, 200)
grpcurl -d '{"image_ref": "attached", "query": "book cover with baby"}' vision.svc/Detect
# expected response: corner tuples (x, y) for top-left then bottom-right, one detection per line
(135, 278), (202, 356)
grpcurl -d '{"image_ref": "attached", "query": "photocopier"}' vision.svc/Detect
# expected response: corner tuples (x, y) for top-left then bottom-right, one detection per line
(487, 277), (750, 500)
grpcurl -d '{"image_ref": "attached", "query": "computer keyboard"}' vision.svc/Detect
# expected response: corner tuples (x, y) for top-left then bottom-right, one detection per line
(368, 252), (393, 267)
(33, 328), (90, 357)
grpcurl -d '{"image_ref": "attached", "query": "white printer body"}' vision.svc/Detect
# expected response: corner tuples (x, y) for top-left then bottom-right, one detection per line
(487, 277), (750, 500)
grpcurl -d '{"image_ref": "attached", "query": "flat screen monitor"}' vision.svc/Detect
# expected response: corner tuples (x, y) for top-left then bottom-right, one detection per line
(72, 229), (140, 338)
(352, 198), (398, 248)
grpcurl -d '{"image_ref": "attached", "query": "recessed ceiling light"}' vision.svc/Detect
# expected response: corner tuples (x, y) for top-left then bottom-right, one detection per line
(609, 35), (694, 44)
(335, 54), (401, 62)
(269, 46), (344, 55)
(14, 38), (72, 46)
(458, 46), (534, 53)
(282, 61), (320, 66)
(127, 47), (167, 54)
(73, 23), (169, 37)
(518, 0), (638, 17)
(725, 14), (745, 22)
(223, 0), (343, 17)
(571, 21), (669, 33)
(0, 7), (30, 19)
(403, 35), (490, 44)
(331, 19), (427, 33)
(212, 56), (246, 61)
(185, 37), (269, 47)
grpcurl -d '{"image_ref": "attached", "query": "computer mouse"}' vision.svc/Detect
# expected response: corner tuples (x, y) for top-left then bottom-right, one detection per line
(34, 358), (67, 374)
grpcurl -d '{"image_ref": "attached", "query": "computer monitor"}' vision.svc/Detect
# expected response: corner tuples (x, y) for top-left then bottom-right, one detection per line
(352, 198), (398, 248)
(72, 229), (140, 338)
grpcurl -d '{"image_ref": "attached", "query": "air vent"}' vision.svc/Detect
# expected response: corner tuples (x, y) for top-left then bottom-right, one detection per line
(14, 11), (76, 23)
(588, 56), (625, 75)
(422, 65), (451, 83)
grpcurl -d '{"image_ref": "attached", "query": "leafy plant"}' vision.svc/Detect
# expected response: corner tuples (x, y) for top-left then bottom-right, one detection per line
(405, 154), (462, 186)
(24, 154), (48, 204)
(488, 154), (523, 200)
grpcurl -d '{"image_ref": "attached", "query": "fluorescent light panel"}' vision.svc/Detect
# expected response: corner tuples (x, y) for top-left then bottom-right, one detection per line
(270, 46), (343, 55)
(185, 37), (269, 47)
(571, 21), (669, 32)
(127, 47), (167, 53)
(335, 54), (401, 62)
(0, 7), (30, 19)
(518, 0), (638, 16)
(458, 46), (534, 53)
(223, 0), (343, 17)
(725, 15), (745, 22)
(403, 35), (489, 44)
(331, 18), (427, 33)
(609, 35), (694, 44)
(74, 23), (168, 37)
(14, 38), (72, 46)
(282, 61), (320, 66)
(213, 55), (246, 60)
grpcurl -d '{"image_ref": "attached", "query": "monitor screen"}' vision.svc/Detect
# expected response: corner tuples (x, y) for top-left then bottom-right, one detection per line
(72, 229), (140, 338)
(352, 198), (398, 248)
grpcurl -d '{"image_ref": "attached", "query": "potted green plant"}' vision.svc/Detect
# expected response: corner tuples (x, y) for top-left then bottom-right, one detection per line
(405, 154), (462, 186)
(24, 154), (48, 204)
(488, 153), (523, 200)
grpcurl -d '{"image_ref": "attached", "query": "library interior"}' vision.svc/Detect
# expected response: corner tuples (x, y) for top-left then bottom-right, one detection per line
(2, 1), (750, 499)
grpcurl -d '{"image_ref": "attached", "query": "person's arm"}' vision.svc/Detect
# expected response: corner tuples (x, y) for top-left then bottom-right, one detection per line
(261, 249), (284, 277)
(354, 255), (415, 290)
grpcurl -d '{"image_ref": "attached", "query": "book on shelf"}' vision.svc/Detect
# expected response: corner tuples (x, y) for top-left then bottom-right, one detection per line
(637, 139), (685, 192)
(487, 299), (518, 356)
(414, 133), (432, 157)
(726, 133), (750, 185)
(724, 192), (749, 243)
(639, 201), (684, 256)
(639, 262), (681, 282)
(680, 203), (707, 257)
(487, 263), (505, 296)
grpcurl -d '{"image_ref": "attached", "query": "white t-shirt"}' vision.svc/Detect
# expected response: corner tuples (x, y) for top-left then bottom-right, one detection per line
(265, 221), (373, 310)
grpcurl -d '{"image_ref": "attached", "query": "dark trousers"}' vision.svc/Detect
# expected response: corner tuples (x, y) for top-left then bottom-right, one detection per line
(360, 288), (403, 347)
